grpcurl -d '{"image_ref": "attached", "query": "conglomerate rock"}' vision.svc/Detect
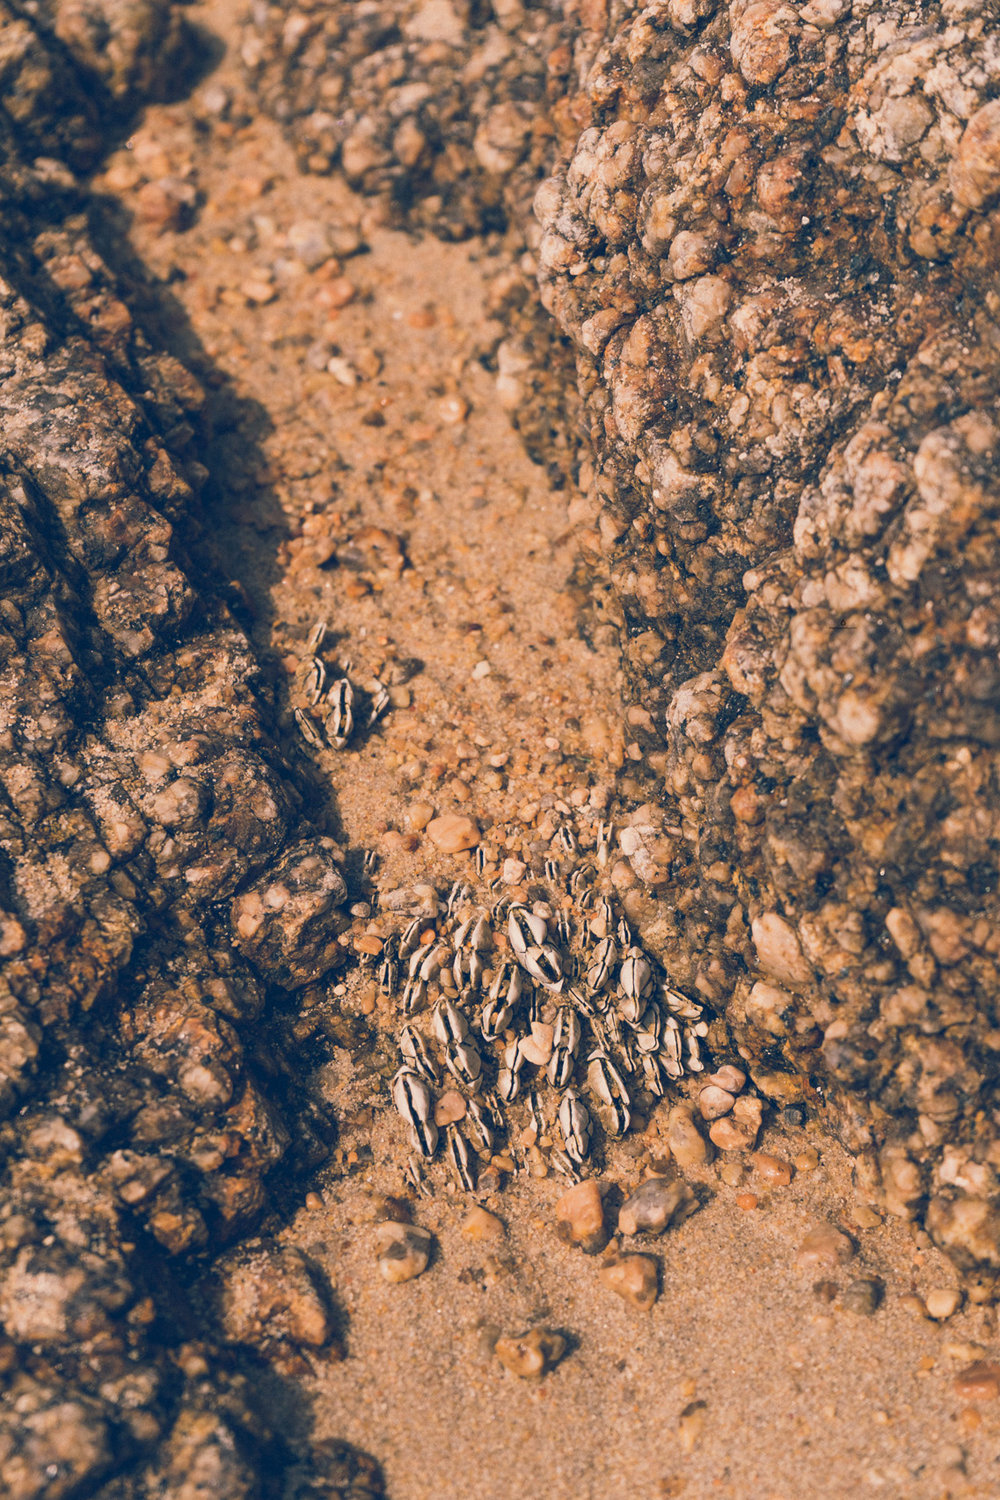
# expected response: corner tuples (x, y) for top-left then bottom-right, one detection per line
(249, 0), (1000, 1287)
(0, 6), (379, 1496)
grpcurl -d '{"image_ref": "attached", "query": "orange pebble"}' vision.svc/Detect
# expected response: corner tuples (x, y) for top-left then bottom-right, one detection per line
(736, 1192), (759, 1211)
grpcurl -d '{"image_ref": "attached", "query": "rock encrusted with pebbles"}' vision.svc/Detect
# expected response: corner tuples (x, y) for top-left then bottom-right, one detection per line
(0, 8), (381, 1496)
(249, 0), (1000, 1289)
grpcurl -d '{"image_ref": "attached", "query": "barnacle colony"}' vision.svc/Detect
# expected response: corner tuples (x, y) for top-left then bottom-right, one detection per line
(377, 867), (710, 1188)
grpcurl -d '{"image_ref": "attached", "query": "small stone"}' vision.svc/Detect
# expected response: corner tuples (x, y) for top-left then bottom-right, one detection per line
(707, 1065), (746, 1093)
(736, 1192), (759, 1211)
(753, 1151), (793, 1186)
(697, 1084), (736, 1120)
(666, 1105), (712, 1167)
(618, 1177), (697, 1237)
(899, 1293), (929, 1319)
(795, 1223), (856, 1274)
(462, 1207), (505, 1242)
(953, 1362), (1000, 1401)
(374, 1221), (433, 1284)
(731, 1094), (763, 1146)
(782, 1105), (807, 1128)
(709, 1117), (754, 1151)
(433, 1090), (467, 1127)
(501, 857), (527, 883)
(677, 1400), (707, 1454)
(599, 1252), (659, 1311)
(794, 1147), (820, 1172)
(926, 1287), (963, 1321)
(719, 1162), (744, 1187)
(426, 814), (480, 852)
(519, 1021), (554, 1066)
(840, 1277), (883, 1316)
(555, 1177), (607, 1254)
(494, 1326), (567, 1378)
(405, 801), (435, 831)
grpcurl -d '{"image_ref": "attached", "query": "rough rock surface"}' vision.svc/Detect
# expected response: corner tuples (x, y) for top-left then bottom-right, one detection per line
(248, 0), (1000, 1289)
(0, 5), (378, 1495)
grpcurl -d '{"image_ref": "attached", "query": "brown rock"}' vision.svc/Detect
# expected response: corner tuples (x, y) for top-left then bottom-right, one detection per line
(374, 1222), (433, 1283)
(753, 1152), (793, 1186)
(462, 1207), (505, 1242)
(426, 814), (480, 852)
(666, 1105), (712, 1168)
(954, 1362), (1000, 1402)
(795, 1223), (856, 1274)
(215, 1245), (332, 1349)
(554, 1177), (608, 1254)
(599, 1252), (659, 1311)
(494, 1326), (567, 1378)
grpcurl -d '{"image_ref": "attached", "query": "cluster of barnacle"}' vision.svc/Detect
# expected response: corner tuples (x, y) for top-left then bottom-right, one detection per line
(290, 622), (391, 751)
(375, 854), (709, 1190)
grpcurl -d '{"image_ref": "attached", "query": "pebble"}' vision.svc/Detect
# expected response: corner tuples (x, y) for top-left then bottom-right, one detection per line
(519, 1020), (554, 1066)
(666, 1105), (713, 1167)
(730, 1095), (763, 1145)
(926, 1287), (963, 1321)
(374, 1221), (433, 1284)
(753, 1151), (793, 1186)
(426, 813), (480, 852)
(794, 1147), (820, 1172)
(795, 1223), (856, 1274)
(735, 1192), (759, 1211)
(953, 1362), (1000, 1401)
(494, 1326), (567, 1378)
(404, 803), (436, 833)
(840, 1277), (883, 1316)
(677, 1401), (707, 1454)
(707, 1065), (746, 1093)
(708, 1117), (754, 1152)
(618, 1177), (697, 1237)
(554, 1178), (607, 1254)
(599, 1252), (659, 1311)
(433, 1090), (467, 1126)
(697, 1084), (736, 1120)
(462, 1207), (505, 1242)
(719, 1162), (744, 1187)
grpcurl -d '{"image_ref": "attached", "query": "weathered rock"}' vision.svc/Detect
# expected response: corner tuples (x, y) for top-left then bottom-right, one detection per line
(618, 1176), (697, 1237)
(554, 1177), (607, 1254)
(214, 1244), (334, 1349)
(374, 1221), (433, 1284)
(599, 1252), (659, 1311)
(494, 1326), (567, 1378)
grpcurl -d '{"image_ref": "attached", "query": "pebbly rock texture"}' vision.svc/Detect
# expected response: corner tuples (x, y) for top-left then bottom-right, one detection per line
(250, 0), (1000, 1287)
(0, 6), (378, 1497)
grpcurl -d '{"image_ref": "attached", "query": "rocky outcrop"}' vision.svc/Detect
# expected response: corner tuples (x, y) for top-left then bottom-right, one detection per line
(0, 6), (378, 1495)
(249, 0), (1000, 1289)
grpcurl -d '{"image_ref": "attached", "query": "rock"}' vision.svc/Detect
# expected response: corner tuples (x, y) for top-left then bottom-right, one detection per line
(926, 1288), (963, 1321)
(840, 1278), (883, 1317)
(231, 839), (348, 989)
(953, 1362), (1000, 1402)
(707, 1066), (746, 1094)
(374, 1222), (433, 1284)
(461, 1207), (505, 1242)
(709, 1117), (755, 1152)
(215, 1245), (333, 1349)
(698, 1085), (736, 1120)
(666, 1105), (713, 1168)
(554, 1178), (607, 1255)
(433, 1091), (467, 1127)
(795, 1224), (857, 1274)
(494, 1327), (567, 1378)
(599, 1253), (659, 1311)
(731, 1096), (764, 1148)
(618, 1177), (698, 1237)
(426, 814), (480, 853)
(752, 1152), (793, 1187)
